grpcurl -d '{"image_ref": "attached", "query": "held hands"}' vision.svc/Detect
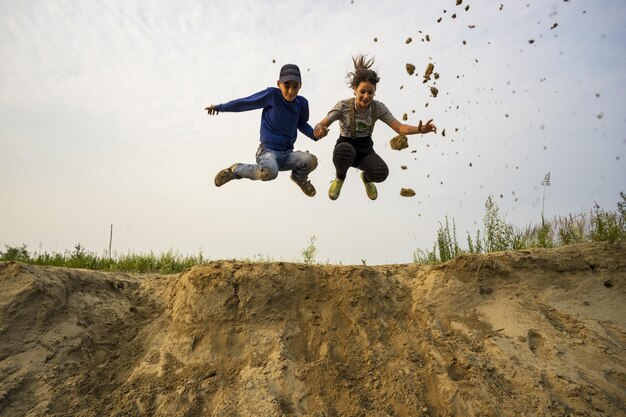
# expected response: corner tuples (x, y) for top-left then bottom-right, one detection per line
(314, 123), (329, 140)
(205, 105), (219, 115)
(418, 119), (437, 134)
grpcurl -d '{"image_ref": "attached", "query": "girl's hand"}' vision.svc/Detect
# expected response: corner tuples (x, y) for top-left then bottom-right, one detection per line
(314, 123), (329, 139)
(205, 105), (219, 115)
(419, 119), (437, 134)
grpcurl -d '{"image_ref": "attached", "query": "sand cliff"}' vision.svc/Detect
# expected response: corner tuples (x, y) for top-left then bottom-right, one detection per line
(1, 242), (625, 416)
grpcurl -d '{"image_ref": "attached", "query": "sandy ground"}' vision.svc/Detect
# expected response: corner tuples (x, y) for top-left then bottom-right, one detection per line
(0, 242), (625, 417)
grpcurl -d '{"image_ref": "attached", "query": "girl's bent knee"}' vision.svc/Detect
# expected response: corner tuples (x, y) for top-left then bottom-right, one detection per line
(335, 142), (356, 154)
(333, 143), (356, 161)
(369, 167), (389, 183)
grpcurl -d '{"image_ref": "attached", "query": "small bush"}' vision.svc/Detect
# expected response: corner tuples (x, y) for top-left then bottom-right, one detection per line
(482, 196), (514, 252)
(467, 230), (483, 254)
(413, 216), (462, 264)
(590, 203), (624, 243)
(301, 235), (317, 264)
(437, 216), (462, 262)
(556, 214), (587, 245)
(536, 221), (555, 248)
(413, 246), (439, 265)
(0, 244), (31, 262)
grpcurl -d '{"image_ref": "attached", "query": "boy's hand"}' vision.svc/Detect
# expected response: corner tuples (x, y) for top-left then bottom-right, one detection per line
(419, 119), (437, 134)
(205, 105), (219, 115)
(314, 124), (329, 139)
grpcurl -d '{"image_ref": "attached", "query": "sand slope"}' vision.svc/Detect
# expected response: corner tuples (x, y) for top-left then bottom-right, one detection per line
(1, 242), (625, 417)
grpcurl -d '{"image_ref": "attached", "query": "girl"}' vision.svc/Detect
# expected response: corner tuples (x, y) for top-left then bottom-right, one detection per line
(313, 55), (436, 200)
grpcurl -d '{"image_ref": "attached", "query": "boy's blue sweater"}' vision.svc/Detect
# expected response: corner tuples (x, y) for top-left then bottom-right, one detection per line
(216, 87), (316, 151)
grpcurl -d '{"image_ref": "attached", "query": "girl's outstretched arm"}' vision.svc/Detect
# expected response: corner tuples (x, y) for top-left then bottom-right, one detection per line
(389, 119), (437, 135)
(314, 116), (331, 139)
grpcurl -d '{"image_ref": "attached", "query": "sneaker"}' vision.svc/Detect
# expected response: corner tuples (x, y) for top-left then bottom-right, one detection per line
(214, 163), (241, 187)
(328, 178), (344, 200)
(360, 172), (378, 200)
(291, 174), (316, 197)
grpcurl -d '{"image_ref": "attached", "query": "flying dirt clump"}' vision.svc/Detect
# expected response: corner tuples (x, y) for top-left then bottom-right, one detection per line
(406, 63), (416, 76)
(430, 87), (439, 97)
(400, 188), (416, 197)
(389, 134), (409, 150)
(423, 63), (434, 83)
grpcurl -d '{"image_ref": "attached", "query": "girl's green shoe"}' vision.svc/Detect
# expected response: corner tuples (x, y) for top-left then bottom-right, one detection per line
(361, 172), (378, 200)
(328, 178), (344, 200)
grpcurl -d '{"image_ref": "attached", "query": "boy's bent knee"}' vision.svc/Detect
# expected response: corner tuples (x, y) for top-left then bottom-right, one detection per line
(294, 152), (318, 173)
(259, 166), (279, 181)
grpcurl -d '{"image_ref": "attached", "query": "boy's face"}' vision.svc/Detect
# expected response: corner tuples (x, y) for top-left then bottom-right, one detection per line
(277, 80), (301, 102)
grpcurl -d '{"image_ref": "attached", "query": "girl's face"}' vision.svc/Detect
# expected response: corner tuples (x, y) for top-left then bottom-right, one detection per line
(354, 81), (376, 110)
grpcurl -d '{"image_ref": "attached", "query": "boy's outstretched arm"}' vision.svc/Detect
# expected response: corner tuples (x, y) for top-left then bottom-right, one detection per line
(205, 105), (219, 115)
(205, 89), (273, 116)
(389, 119), (437, 135)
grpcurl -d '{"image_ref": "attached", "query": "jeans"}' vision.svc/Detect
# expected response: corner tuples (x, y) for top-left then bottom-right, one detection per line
(234, 145), (318, 183)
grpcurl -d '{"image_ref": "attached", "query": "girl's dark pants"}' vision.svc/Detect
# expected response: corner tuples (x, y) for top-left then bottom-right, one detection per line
(333, 136), (389, 182)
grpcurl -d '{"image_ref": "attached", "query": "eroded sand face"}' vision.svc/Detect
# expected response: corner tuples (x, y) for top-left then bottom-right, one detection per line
(1, 242), (625, 416)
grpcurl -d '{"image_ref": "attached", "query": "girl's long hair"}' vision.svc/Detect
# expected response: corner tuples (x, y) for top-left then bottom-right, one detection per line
(346, 54), (380, 89)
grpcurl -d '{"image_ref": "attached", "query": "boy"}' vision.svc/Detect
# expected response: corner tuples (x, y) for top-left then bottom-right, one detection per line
(205, 64), (328, 196)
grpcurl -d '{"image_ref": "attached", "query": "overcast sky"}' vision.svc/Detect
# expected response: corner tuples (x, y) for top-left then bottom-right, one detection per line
(1, 0), (625, 265)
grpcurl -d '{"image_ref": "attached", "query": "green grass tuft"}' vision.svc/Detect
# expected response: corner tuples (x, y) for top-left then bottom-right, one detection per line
(0, 244), (206, 274)
(413, 193), (626, 265)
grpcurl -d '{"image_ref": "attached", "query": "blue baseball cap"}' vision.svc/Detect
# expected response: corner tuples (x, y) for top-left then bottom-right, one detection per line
(279, 64), (301, 83)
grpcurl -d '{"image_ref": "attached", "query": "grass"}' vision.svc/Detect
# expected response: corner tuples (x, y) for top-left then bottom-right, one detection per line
(413, 192), (626, 265)
(2, 194), (625, 271)
(0, 243), (205, 274)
